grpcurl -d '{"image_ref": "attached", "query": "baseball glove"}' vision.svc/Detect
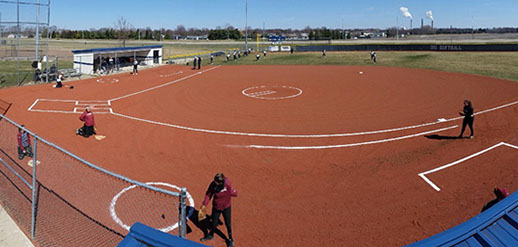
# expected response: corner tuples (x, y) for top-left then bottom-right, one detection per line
(198, 207), (207, 221)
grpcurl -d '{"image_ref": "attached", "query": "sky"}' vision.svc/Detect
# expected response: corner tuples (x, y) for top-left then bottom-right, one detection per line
(2, 0), (518, 30)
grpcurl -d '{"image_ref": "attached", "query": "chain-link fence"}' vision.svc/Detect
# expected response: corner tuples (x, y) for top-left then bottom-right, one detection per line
(0, 112), (188, 246)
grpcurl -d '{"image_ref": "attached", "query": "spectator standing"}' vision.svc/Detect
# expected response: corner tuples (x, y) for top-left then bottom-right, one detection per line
(109, 57), (114, 73)
(198, 56), (202, 70)
(34, 68), (41, 83)
(17, 125), (33, 160)
(50, 64), (57, 80)
(133, 59), (139, 75)
(193, 57), (198, 70)
(115, 57), (120, 71)
(210, 54), (214, 64)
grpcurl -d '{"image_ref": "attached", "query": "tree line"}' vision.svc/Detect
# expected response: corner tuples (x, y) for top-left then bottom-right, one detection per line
(2, 24), (517, 41)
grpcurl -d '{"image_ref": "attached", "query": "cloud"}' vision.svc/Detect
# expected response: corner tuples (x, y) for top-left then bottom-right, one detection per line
(426, 11), (434, 20)
(400, 7), (412, 19)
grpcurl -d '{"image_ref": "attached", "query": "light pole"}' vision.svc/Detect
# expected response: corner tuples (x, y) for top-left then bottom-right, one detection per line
(245, 0), (248, 51)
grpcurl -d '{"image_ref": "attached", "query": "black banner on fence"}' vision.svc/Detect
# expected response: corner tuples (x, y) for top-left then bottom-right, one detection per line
(295, 44), (518, 52)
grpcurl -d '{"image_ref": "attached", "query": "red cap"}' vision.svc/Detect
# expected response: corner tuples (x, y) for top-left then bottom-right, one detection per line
(495, 188), (510, 199)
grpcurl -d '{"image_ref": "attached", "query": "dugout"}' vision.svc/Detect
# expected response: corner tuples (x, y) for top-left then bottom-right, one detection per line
(72, 45), (163, 74)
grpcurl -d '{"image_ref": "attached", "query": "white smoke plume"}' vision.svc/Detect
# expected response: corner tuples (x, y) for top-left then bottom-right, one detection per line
(400, 7), (412, 19)
(426, 11), (434, 20)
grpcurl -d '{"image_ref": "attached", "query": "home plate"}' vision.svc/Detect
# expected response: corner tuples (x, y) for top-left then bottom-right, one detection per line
(28, 160), (41, 167)
(437, 118), (447, 122)
(359, 72), (364, 75)
(95, 135), (106, 141)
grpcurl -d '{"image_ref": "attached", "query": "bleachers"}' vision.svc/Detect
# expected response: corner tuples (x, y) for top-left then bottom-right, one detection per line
(117, 222), (209, 247)
(408, 191), (518, 246)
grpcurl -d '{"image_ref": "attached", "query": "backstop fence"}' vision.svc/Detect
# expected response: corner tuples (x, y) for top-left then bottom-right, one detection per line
(0, 113), (188, 246)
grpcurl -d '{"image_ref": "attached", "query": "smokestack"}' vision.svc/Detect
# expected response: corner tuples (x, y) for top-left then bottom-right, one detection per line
(421, 19), (423, 29)
(410, 19), (412, 29)
(426, 11), (434, 28)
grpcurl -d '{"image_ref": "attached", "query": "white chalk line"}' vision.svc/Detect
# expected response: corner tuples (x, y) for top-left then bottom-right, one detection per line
(28, 109), (112, 114)
(109, 66), (221, 102)
(109, 99), (518, 138)
(227, 125), (458, 150)
(28, 99), (112, 114)
(242, 85), (303, 100)
(159, 71), (184, 78)
(109, 182), (195, 233)
(27, 99), (39, 111)
(419, 142), (518, 191)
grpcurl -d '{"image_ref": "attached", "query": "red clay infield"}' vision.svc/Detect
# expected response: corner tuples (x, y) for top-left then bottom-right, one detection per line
(1, 64), (518, 246)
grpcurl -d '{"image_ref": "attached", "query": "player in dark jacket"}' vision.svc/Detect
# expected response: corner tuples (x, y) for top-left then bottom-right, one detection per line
(192, 57), (198, 70)
(200, 173), (237, 247)
(458, 99), (474, 138)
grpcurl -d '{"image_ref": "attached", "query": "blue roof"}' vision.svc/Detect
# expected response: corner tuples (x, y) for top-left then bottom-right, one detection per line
(72, 45), (163, 54)
(407, 190), (518, 246)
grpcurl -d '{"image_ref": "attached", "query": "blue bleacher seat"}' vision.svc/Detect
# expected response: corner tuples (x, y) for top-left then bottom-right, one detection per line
(117, 222), (209, 247)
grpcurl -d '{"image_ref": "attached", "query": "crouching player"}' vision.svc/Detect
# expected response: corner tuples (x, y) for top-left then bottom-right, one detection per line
(77, 105), (96, 138)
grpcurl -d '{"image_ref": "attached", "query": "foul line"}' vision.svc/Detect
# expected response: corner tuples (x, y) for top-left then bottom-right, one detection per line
(109, 99), (518, 138)
(109, 66), (221, 102)
(227, 125), (457, 150)
(419, 142), (518, 191)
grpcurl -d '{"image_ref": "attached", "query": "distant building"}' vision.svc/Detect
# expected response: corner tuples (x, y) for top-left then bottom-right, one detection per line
(185, 35), (209, 40)
(286, 33), (298, 41)
(7, 34), (28, 39)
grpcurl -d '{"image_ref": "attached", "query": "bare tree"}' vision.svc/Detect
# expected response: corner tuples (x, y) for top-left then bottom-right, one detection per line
(115, 17), (132, 47)
(175, 25), (186, 36)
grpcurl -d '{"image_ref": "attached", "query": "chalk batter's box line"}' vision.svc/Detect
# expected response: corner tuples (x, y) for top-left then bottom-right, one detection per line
(28, 99), (113, 114)
(419, 142), (518, 192)
(29, 109), (112, 114)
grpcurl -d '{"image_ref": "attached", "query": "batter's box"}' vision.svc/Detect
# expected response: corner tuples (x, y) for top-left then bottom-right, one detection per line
(28, 99), (113, 114)
(419, 142), (518, 191)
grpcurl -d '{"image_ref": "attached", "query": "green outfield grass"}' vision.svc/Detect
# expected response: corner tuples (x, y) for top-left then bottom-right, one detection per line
(212, 51), (518, 82)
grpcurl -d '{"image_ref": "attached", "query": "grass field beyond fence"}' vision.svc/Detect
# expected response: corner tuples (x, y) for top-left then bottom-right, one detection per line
(212, 51), (518, 82)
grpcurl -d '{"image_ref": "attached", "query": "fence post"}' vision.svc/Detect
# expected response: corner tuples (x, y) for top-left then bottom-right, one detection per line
(179, 187), (187, 238)
(30, 136), (38, 240)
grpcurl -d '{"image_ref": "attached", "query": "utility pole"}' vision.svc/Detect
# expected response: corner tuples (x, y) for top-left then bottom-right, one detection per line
(471, 16), (475, 39)
(46, 0), (50, 83)
(35, 0), (40, 62)
(262, 22), (265, 40)
(396, 16), (399, 41)
(0, 12), (2, 56)
(17, 0), (21, 84)
(450, 25), (453, 43)
(245, 0), (248, 51)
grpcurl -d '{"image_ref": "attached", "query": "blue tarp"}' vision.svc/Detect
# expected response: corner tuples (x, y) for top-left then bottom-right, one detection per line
(117, 222), (209, 247)
(408, 191), (518, 246)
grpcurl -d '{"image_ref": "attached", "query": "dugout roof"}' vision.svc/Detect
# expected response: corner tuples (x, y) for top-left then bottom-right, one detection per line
(72, 45), (163, 55)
